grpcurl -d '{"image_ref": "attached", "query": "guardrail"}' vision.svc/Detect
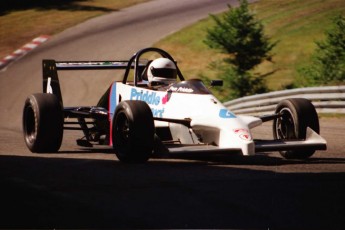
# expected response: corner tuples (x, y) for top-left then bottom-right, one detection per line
(224, 86), (345, 114)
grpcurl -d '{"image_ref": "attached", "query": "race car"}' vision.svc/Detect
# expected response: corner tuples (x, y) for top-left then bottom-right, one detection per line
(22, 47), (327, 163)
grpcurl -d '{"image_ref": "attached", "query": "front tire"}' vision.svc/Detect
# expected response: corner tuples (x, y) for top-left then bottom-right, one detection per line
(112, 100), (154, 163)
(273, 98), (319, 159)
(23, 93), (63, 153)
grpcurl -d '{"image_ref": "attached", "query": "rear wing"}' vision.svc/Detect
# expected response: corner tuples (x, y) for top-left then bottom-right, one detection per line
(42, 47), (185, 107)
(54, 60), (137, 70)
(42, 59), (146, 107)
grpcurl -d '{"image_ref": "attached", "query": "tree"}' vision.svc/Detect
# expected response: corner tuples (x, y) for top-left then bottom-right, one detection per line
(204, 0), (276, 98)
(298, 15), (345, 86)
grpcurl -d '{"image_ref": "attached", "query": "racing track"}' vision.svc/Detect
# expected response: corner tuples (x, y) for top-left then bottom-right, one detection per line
(0, 0), (344, 229)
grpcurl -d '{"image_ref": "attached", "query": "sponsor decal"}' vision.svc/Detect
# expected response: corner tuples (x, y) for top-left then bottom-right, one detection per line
(233, 128), (252, 141)
(219, 109), (236, 118)
(46, 77), (53, 94)
(162, 94), (169, 105)
(152, 108), (165, 117)
(130, 88), (165, 117)
(161, 91), (173, 105)
(130, 88), (160, 105)
(169, 86), (194, 93)
(239, 134), (251, 140)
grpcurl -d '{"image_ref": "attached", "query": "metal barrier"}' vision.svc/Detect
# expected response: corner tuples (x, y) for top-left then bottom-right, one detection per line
(224, 86), (345, 114)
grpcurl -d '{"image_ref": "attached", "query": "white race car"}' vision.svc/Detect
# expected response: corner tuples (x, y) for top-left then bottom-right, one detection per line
(22, 47), (327, 163)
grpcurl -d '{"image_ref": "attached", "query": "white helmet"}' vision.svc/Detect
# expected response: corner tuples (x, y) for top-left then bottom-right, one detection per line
(147, 58), (177, 87)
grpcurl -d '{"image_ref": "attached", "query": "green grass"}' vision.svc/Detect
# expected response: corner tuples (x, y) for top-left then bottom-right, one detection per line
(0, 0), (150, 58)
(2, 0), (344, 98)
(154, 0), (345, 97)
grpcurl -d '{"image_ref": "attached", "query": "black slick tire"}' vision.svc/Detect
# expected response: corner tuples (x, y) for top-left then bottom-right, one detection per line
(112, 100), (154, 163)
(23, 93), (63, 153)
(273, 98), (320, 159)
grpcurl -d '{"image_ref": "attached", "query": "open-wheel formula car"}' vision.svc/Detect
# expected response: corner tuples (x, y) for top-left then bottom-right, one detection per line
(23, 47), (327, 163)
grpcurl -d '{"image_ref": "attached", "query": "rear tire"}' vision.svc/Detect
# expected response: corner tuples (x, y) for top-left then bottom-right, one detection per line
(273, 98), (319, 159)
(23, 93), (63, 153)
(112, 100), (154, 163)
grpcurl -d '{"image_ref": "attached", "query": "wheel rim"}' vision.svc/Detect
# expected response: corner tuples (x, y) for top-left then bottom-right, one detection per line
(275, 108), (296, 140)
(24, 105), (36, 143)
(115, 112), (130, 153)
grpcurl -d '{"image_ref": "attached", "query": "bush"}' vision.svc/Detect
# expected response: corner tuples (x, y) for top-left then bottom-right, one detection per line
(204, 0), (276, 98)
(298, 15), (345, 86)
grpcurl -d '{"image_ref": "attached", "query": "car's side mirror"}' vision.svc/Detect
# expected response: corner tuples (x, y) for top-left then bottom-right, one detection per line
(210, 80), (223, 87)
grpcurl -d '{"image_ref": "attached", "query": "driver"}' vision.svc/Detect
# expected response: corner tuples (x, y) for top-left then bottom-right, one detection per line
(147, 57), (177, 90)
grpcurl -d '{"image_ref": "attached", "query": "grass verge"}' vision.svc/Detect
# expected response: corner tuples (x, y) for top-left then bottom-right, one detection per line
(154, 0), (345, 99)
(0, 0), (150, 58)
(2, 0), (344, 99)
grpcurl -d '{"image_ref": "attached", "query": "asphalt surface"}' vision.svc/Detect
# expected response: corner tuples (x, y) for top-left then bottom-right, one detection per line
(0, 0), (344, 229)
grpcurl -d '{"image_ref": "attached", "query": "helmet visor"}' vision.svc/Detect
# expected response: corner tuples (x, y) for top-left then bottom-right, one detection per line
(150, 67), (177, 79)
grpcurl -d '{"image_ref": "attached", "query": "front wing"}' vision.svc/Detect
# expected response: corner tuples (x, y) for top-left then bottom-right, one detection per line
(167, 128), (326, 154)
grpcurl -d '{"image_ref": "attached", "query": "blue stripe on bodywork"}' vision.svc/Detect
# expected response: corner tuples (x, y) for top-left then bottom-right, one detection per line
(219, 109), (236, 118)
(109, 82), (117, 146)
(109, 82), (117, 119)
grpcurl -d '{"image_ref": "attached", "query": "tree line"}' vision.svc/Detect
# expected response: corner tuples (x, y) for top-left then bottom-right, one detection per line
(205, 0), (345, 99)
